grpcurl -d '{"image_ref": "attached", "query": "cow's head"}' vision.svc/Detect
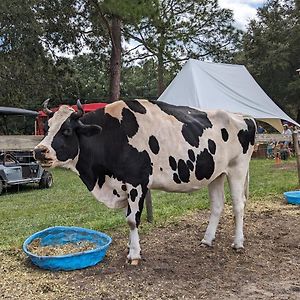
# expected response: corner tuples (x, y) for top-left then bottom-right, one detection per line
(34, 99), (101, 168)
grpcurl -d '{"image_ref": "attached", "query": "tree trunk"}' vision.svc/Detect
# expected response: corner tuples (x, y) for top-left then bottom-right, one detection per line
(157, 53), (165, 96)
(109, 16), (122, 102)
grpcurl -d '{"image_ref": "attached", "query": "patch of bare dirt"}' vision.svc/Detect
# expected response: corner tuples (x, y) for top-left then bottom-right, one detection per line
(0, 199), (299, 300)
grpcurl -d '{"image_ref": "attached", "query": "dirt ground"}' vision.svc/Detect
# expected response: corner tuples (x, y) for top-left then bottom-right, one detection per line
(0, 199), (299, 300)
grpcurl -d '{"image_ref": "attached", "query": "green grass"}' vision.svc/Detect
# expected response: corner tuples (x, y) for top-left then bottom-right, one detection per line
(0, 159), (298, 250)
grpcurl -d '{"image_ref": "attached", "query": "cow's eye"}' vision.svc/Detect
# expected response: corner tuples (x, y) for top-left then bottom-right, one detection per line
(62, 128), (72, 136)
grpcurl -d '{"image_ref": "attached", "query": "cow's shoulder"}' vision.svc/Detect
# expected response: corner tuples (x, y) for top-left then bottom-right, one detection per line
(104, 100), (128, 120)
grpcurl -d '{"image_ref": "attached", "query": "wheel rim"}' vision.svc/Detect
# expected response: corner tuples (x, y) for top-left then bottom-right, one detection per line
(47, 176), (53, 187)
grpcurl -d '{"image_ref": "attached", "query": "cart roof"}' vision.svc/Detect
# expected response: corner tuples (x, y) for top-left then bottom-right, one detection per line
(0, 107), (38, 117)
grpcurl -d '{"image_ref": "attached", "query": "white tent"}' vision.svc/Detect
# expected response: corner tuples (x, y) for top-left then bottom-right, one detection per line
(158, 59), (299, 132)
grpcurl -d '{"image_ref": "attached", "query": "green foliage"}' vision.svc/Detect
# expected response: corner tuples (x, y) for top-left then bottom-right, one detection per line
(121, 59), (175, 99)
(0, 0), (94, 109)
(0, 159), (297, 250)
(70, 54), (109, 101)
(236, 0), (300, 118)
(100, 0), (153, 22)
(0, 0), (50, 108)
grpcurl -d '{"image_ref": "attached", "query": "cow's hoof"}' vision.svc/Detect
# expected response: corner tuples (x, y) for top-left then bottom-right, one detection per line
(126, 258), (141, 265)
(233, 247), (244, 253)
(130, 259), (140, 266)
(231, 243), (244, 253)
(200, 239), (213, 248)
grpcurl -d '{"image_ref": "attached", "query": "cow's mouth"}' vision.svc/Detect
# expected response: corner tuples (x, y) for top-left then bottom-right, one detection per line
(39, 158), (54, 168)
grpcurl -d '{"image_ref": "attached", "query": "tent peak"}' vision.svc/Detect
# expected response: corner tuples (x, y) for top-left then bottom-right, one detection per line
(186, 59), (245, 69)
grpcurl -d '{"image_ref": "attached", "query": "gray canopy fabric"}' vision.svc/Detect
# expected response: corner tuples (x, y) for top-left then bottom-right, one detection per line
(158, 59), (298, 132)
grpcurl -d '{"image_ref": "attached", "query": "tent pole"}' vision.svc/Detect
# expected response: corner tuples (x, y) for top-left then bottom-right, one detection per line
(292, 132), (300, 186)
(145, 190), (153, 223)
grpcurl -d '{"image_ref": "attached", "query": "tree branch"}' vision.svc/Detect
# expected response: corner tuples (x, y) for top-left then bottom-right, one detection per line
(125, 53), (155, 64)
(124, 28), (158, 56)
(123, 43), (144, 55)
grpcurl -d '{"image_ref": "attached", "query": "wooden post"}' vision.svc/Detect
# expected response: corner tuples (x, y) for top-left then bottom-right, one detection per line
(145, 190), (153, 223)
(292, 132), (300, 186)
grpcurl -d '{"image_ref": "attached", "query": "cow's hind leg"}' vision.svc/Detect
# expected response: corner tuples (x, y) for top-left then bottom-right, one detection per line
(201, 173), (226, 247)
(125, 184), (146, 264)
(227, 166), (249, 250)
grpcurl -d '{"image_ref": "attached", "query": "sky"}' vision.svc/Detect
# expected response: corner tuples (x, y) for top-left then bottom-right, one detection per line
(219, 0), (267, 30)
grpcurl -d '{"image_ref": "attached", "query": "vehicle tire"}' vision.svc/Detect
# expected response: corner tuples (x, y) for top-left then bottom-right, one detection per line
(39, 171), (53, 189)
(0, 180), (3, 195)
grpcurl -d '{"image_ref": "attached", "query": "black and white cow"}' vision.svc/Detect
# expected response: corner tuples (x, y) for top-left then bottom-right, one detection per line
(34, 99), (256, 264)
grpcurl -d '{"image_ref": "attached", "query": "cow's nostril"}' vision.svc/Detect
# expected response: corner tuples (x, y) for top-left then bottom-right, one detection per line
(34, 146), (49, 160)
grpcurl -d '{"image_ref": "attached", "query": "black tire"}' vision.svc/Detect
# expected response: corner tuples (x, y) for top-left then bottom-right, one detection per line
(39, 171), (53, 189)
(0, 180), (3, 195)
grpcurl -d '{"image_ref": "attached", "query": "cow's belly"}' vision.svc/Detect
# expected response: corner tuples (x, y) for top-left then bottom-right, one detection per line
(150, 170), (219, 193)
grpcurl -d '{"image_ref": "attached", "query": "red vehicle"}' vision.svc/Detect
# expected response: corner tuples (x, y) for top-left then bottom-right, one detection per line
(35, 102), (107, 135)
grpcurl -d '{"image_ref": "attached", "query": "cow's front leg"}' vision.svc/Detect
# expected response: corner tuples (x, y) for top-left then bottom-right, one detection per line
(125, 185), (146, 265)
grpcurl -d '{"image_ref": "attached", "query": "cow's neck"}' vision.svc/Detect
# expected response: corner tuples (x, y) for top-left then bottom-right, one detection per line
(75, 134), (106, 191)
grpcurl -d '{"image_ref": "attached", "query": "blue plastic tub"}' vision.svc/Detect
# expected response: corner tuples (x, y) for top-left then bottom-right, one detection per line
(284, 191), (300, 205)
(23, 226), (112, 271)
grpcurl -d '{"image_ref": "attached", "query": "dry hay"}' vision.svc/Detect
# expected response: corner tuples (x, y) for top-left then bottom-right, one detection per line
(27, 239), (96, 256)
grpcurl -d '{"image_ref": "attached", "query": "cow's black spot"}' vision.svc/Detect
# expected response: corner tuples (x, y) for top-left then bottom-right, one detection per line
(96, 173), (106, 190)
(121, 108), (139, 138)
(135, 211), (142, 227)
(126, 100), (147, 114)
(113, 189), (120, 197)
(195, 149), (215, 181)
(187, 160), (194, 171)
(136, 188), (147, 227)
(151, 101), (212, 147)
(130, 189), (138, 202)
(169, 156), (177, 171)
(126, 205), (131, 217)
(208, 139), (216, 155)
(121, 184), (127, 191)
(177, 159), (190, 183)
(149, 135), (160, 155)
(188, 149), (195, 162)
(160, 167), (163, 171)
(173, 173), (181, 184)
(51, 119), (79, 162)
(221, 128), (229, 142)
(238, 119), (256, 154)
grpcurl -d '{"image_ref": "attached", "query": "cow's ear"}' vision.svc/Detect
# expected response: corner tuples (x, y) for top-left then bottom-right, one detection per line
(76, 121), (102, 137)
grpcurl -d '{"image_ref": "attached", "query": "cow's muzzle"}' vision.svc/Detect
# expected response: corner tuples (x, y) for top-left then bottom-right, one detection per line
(34, 145), (51, 162)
